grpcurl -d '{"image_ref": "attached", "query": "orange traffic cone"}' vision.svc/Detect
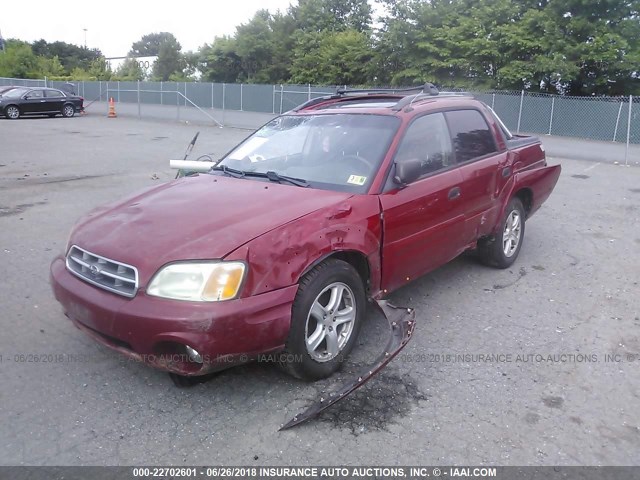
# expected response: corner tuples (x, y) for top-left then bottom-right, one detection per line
(107, 97), (117, 118)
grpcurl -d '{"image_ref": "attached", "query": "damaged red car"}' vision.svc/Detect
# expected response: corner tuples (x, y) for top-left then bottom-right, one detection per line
(50, 86), (561, 385)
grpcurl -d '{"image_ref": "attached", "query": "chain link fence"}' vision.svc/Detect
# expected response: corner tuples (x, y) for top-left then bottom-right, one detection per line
(1, 77), (638, 146)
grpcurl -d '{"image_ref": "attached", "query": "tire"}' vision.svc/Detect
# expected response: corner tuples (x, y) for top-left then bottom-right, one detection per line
(280, 258), (366, 380)
(62, 104), (75, 118)
(4, 105), (20, 119)
(478, 197), (526, 269)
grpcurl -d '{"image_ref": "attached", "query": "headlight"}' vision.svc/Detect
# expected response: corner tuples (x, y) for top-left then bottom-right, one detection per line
(147, 261), (246, 302)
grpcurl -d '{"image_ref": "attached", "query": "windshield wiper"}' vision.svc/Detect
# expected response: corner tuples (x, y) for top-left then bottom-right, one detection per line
(210, 165), (246, 178)
(263, 171), (309, 187)
(211, 166), (308, 187)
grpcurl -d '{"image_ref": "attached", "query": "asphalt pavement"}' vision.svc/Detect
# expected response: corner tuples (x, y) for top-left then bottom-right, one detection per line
(0, 114), (639, 466)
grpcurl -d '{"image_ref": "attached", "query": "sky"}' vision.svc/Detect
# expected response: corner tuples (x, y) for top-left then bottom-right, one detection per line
(0, 0), (296, 58)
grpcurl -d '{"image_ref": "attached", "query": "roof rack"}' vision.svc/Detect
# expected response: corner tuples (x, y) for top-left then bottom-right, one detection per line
(290, 84), (469, 113)
(336, 82), (439, 97)
(391, 91), (470, 111)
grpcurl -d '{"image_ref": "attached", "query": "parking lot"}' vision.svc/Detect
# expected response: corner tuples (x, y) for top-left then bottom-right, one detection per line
(0, 113), (639, 466)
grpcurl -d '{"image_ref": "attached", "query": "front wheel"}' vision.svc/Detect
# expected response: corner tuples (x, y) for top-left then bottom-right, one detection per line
(280, 259), (365, 380)
(62, 104), (75, 118)
(5, 105), (20, 119)
(478, 197), (526, 269)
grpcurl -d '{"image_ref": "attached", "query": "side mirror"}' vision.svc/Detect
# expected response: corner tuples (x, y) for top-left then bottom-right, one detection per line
(393, 158), (422, 186)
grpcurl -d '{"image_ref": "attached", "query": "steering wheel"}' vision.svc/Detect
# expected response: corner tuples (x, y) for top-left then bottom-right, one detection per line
(341, 154), (371, 175)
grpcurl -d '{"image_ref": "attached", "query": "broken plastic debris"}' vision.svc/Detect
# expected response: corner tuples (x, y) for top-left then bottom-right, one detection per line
(280, 300), (416, 431)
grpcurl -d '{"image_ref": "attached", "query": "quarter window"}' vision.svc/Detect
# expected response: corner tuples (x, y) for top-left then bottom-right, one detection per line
(445, 110), (497, 163)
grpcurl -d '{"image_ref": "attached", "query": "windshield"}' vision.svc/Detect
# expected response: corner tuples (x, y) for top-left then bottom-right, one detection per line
(1, 88), (29, 98)
(217, 114), (400, 193)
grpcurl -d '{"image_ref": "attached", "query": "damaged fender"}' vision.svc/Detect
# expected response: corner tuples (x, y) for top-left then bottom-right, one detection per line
(280, 300), (416, 430)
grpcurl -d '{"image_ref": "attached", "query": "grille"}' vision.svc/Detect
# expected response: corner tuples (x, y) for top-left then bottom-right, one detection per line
(66, 245), (138, 298)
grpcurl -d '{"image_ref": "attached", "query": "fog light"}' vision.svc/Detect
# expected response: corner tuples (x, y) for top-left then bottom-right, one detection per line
(185, 345), (203, 363)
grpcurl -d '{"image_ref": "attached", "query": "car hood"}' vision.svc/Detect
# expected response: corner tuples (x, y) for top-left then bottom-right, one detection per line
(69, 174), (352, 283)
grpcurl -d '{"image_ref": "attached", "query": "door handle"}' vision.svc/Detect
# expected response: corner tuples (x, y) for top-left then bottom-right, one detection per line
(502, 166), (511, 178)
(40, 100), (47, 102)
(448, 186), (461, 200)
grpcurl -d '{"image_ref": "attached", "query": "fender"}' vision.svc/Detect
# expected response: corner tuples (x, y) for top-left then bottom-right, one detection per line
(494, 164), (561, 232)
(225, 195), (383, 298)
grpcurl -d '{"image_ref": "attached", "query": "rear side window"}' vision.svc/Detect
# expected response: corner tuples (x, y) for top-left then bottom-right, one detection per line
(45, 89), (65, 97)
(445, 110), (497, 163)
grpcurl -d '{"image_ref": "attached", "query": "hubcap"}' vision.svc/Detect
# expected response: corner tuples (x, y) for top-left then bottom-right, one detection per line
(503, 210), (522, 257)
(305, 282), (356, 362)
(7, 107), (18, 119)
(64, 106), (74, 116)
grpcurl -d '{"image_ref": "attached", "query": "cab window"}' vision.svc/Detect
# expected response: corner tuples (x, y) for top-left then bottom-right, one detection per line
(393, 112), (454, 180)
(444, 110), (497, 163)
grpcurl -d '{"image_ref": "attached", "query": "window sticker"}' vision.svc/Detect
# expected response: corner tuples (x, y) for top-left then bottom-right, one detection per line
(347, 175), (367, 186)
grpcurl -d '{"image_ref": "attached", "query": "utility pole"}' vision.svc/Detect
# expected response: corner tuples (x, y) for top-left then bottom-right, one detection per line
(0, 29), (5, 53)
(83, 28), (87, 48)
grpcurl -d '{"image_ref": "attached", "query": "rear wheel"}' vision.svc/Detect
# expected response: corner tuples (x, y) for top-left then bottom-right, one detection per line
(280, 259), (365, 380)
(62, 104), (75, 118)
(478, 197), (526, 269)
(5, 105), (20, 119)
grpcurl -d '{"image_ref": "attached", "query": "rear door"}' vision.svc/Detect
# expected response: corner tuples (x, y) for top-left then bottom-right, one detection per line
(44, 89), (66, 113)
(379, 112), (467, 293)
(445, 109), (506, 241)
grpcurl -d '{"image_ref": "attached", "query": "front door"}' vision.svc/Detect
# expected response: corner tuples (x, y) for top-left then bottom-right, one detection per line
(379, 112), (467, 293)
(22, 89), (47, 113)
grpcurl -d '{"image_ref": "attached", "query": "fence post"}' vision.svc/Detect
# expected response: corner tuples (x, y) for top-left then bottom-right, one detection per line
(211, 82), (214, 109)
(44, 76), (47, 88)
(625, 95), (632, 166)
(548, 96), (555, 135)
(308, 83), (311, 101)
(117, 81), (120, 103)
(272, 84), (276, 114)
(491, 93), (495, 110)
(279, 84), (284, 114)
(184, 82), (187, 107)
(240, 83), (244, 111)
(613, 100), (623, 142)
(177, 83), (180, 121)
(160, 82), (163, 105)
(222, 83), (226, 125)
(516, 90), (524, 133)
(137, 80), (141, 119)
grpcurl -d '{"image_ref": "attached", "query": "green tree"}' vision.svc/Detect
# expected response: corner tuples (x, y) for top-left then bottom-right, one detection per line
(152, 35), (184, 81)
(32, 39), (101, 73)
(115, 57), (145, 80)
(199, 37), (243, 82)
(0, 40), (40, 78)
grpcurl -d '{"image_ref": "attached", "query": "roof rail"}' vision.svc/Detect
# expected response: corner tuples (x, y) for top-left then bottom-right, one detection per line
(391, 91), (471, 111)
(336, 82), (439, 96)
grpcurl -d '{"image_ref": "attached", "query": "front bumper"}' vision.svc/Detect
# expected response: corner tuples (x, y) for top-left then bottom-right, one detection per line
(50, 256), (297, 375)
